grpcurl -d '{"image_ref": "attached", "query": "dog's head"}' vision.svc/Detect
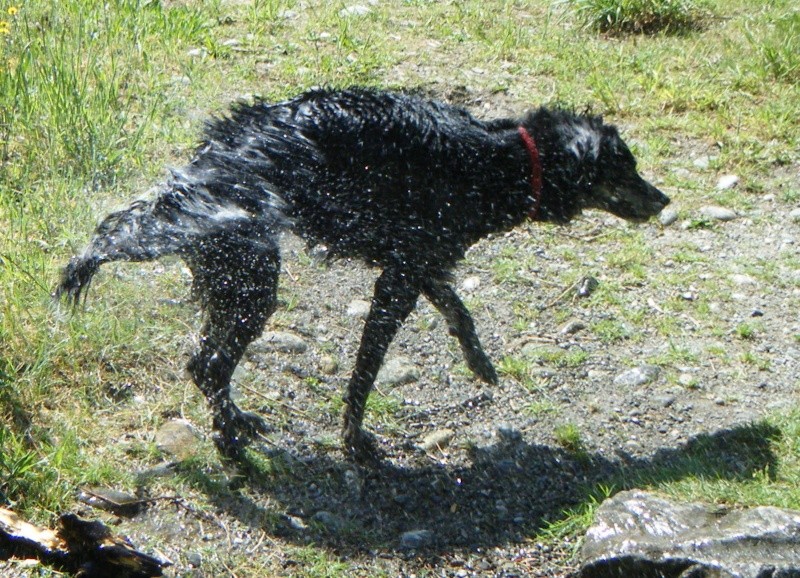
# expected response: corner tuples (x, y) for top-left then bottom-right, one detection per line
(581, 124), (670, 221)
(529, 110), (670, 223)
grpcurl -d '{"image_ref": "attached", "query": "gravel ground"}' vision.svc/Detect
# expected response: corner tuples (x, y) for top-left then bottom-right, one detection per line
(106, 182), (799, 577)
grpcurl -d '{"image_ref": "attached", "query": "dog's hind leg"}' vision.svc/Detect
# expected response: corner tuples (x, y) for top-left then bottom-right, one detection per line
(422, 278), (498, 385)
(342, 268), (420, 464)
(182, 229), (280, 459)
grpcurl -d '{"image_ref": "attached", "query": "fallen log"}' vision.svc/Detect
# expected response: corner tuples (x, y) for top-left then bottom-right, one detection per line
(0, 507), (169, 577)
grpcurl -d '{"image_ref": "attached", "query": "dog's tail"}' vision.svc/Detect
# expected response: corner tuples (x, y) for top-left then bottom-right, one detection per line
(55, 169), (286, 306)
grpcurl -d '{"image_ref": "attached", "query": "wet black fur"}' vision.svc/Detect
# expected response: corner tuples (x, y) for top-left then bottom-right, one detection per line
(56, 87), (669, 463)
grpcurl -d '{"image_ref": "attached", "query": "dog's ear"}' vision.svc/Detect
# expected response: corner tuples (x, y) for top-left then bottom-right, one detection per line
(567, 125), (602, 163)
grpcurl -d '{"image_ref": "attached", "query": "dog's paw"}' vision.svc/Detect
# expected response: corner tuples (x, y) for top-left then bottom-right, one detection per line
(466, 353), (498, 385)
(343, 427), (385, 466)
(212, 407), (271, 460)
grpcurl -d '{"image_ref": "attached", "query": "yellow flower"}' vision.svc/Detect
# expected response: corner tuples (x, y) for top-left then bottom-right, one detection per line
(7, 6), (19, 16)
(0, 20), (9, 35)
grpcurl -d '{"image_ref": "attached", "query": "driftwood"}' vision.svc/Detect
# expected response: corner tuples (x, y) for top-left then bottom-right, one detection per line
(0, 507), (168, 577)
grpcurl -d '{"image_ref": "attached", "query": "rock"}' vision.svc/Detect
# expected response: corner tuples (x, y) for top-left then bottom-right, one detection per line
(418, 428), (455, 452)
(693, 155), (712, 169)
(716, 174), (739, 190)
(154, 419), (201, 460)
(577, 276), (599, 298)
(252, 331), (307, 354)
(579, 490), (800, 578)
(400, 529), (434, 549)
(339, 4), (370, 17)
(311, 511), (344, 532)
(730, 273), (757, 286)
(790, 208), (800, 223)
(613, 365), (660, 387)
(376, 356), (419, 386)
(560, 319), (586, 335)
(658, 207), (679, 226)
(461, 275), (481, 292)
(699, 205), (737, 221)
(77, 488), (143, 516)
(346, 299), (371, 319)
(319, 355), (338, 375)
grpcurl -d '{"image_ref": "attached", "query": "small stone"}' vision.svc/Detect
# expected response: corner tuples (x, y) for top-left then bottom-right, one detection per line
(419, 429), (455, 452)
(790, 208), (800, 223)
(346, 299), (371, 319)
(77, 488), (143, 516)
(731, 274), (757, 286)
(376, 356), (419, 386)
(312, 511), (344, 532)
(319, 355), (338, 375)
(613, 365), (660, 387)
(286, 515), (308, 531)
(577, 276), (599, 298)
(155, 419), (201, 460)
(253, 331), (307, 354)
(339, 4), (369, 17)
(693, 156), (712, 169)
(658, 207), (679, 226)
(699, 205), (737, 221)
(716, 174), (739, 190)
(560, 319), (586, 335)
(186, 552), (202, 567)
(400, 529), (434, 549)
(461, 276), (481, 292)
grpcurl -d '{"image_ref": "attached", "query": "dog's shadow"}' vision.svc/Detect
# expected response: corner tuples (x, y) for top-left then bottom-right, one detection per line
(177, 422), (779, 555)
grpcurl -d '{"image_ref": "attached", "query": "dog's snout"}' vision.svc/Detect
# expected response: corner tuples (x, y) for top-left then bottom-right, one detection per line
(647, 182), (670, 210)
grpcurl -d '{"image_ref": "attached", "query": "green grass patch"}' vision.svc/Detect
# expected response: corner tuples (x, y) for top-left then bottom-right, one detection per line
(568, 0), (710, 35)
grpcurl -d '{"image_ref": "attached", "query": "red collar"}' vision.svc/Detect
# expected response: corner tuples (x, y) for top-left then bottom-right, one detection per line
(517, 126), (543, 220)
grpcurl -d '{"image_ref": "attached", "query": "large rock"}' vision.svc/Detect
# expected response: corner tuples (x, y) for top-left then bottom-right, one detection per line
(579, 490), (800, 578)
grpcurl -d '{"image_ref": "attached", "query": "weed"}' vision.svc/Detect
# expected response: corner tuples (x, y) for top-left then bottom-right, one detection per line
(568, 0), (709, 35)
(525, 400), (560, 417)
(745, 11), (800, 83)
(554, 422), (585, 455)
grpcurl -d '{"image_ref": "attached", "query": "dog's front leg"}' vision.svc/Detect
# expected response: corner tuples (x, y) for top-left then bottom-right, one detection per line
(422, 279), (498, 384)
(342, 268), (420, 464)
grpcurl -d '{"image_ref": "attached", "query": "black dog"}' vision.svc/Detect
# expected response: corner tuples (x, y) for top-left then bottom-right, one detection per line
(56, 88), (669, 463)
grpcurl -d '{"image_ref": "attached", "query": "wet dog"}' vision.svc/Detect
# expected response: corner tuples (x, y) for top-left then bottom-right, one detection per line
(56, 88), (669, 463)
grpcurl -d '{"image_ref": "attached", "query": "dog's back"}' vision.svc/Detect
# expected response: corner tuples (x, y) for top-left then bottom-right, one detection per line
(195, 88), (531, 268)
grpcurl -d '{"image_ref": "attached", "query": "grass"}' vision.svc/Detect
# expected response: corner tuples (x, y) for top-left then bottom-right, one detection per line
(1, 0), (800, 575)
(568, 0), (711, 35)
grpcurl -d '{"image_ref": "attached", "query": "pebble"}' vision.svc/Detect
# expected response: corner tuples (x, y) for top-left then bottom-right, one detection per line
(400, 529), (434, 549)
(319, 355), (338, 375)
(77, 488), (143, 516)
(658, 207), (679, 226)
(339, 4), (370, 17)
(419, 428), (455, 452)
(577, 276), (599, 298)
(560, 319), (586, 335)
(154, 419), (202, 460)
(613, 365), (660, 387)
(346, 299), (371, 319)
(376, 356), (419, 386)
(730, 274), (757, 286)
(461, 276), (481, 292)
(693, 156), (712, 169)
(699, 205), (737, 221)
(312, 511), (344, 532)
(252, 331), (308, 354)
(790, 208), (800, 223)
(716, 174), (739, 190)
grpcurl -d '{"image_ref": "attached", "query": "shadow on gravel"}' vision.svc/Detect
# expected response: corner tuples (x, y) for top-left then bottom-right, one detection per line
(188, 422), (779, 555)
